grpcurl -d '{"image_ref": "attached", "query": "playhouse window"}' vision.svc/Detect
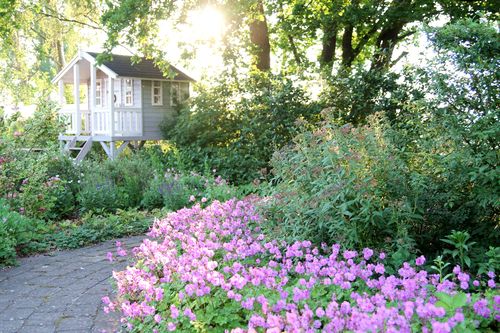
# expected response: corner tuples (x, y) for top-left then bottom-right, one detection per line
(171, 82), (189, 107)
(170, 82), (179, 106)
(152, 81), (163, 106)
(125, 79), (134, 106)
(95, 80), (102, 106)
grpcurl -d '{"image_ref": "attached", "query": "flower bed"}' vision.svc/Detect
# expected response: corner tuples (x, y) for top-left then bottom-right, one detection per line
(104, 199), (499, 332)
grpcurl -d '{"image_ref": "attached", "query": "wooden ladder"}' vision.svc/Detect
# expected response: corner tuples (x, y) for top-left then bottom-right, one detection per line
(65, 137), (93, 163)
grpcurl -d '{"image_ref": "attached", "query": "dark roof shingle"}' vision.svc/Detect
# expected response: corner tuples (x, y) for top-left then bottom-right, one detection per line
(87, 52), (195, 81)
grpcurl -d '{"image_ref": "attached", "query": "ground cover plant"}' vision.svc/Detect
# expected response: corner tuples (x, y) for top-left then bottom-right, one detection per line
(104, 199), (499, 332)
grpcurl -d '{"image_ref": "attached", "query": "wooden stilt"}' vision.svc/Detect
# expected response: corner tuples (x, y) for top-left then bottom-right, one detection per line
(100, 141), (111, 159)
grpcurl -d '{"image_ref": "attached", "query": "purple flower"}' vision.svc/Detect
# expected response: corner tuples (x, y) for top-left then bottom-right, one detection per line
(363, 248), (374, 260)
(184, 308), (196, 321)
(415, 255), (426, 266)
(473, 299), (491, 318)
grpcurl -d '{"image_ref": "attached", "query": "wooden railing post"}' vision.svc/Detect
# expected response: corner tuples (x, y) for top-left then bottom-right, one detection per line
(109, 77), (115, 137)
(74, 63), (81, 136)
(90, 63), (96, 135)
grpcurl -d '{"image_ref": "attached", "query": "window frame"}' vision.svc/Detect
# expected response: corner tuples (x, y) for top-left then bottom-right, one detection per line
(124, 78), (134, 106)
(151, 80), (163, 106)
(95, 79), (102, 107)
(170, 82), (180, 107)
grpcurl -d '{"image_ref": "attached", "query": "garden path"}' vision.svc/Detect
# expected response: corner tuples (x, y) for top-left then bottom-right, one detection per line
(0, 235), (145, 333)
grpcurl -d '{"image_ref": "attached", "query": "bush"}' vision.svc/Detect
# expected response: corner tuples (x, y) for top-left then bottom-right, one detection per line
(77, 155), (156, 213)
(0, 200), (46, 265)
(265, 115), (417, 256)
(47, 209), (157, 249)
(0, 144), (78, 220)
(264, 19), (499, 260)
(162, 73), (321, 184)
(104, 199), (499, 332)
(141, 169), (239, 211)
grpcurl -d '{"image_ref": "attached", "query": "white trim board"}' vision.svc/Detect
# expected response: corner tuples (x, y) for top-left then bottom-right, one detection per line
(51, 51), (118, 84)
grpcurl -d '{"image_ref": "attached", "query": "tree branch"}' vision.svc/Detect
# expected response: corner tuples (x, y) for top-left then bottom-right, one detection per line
(38, 11), (102, 31)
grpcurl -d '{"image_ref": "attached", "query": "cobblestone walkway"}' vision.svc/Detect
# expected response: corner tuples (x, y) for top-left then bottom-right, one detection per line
(0, 235), (145, 333)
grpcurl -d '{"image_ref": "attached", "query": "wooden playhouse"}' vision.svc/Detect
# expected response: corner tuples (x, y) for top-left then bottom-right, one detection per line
(52, 51), (195, 162)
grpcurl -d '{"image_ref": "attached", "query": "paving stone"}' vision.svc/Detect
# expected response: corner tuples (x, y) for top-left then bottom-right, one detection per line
(11, 298), (44, 309)
(56, 316), (94, 331)
(0, 320), (24, 333)
(18, 325), (57, 333)
(0, 308), (34, 321)
(0, 235), (144, 333)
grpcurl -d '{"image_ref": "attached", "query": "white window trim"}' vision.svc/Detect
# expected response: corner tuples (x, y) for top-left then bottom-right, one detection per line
(95, 79), (102, 107)
(124, 78), (134, 106)
(152, 80), (163, 106)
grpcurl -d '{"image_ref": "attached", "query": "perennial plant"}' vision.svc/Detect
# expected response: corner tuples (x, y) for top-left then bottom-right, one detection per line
(105, 199), (499, 332)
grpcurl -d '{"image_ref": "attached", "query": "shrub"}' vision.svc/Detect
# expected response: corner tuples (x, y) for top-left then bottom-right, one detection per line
(162, 73), (321, 184)
(265, 115), (417, 256)
(47, 209), (157, 249)
(0, 200), (45, 265)
(0, 144), (78, 220)
(77, 155), (156, 213)
(104, 199), (499, 332)
(141, 169), (239, 211)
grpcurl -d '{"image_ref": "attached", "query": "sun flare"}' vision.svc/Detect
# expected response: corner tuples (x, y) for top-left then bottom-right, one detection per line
(188, 6), (226, 41)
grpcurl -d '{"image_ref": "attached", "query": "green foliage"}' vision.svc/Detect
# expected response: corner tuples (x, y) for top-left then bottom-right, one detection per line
(478, 247), (500, 276)
(265, 115), (417, 253)
(163, 73), (321, 183)
(142, 169), (240, 211)
(77, 155), (156, 213)
(0, 0), (99, 103)
(0, 199), (46, 265)
(430, 256), (453, 283)
(435, 292), (468, 313)
(441, 231), (476, 270)
(0, 102), (75, 220)
(48, 209), (157, 249)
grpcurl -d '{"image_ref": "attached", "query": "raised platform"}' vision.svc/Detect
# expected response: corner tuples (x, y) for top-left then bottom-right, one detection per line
(58, 133), (163, 142)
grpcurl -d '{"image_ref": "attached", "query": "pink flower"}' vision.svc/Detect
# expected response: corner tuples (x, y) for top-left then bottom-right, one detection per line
(106, 252), (113, 262)
(189, 195), (196, 202)
(416, 255), (426, 266)
(201, 197), (207, 203)
(117, 247), (127, 257)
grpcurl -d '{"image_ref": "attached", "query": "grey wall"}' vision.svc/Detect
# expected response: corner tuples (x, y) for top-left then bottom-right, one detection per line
(141, 80), (177, 139)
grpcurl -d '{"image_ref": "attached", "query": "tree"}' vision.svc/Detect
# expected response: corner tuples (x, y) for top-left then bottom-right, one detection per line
(0, 0), (101, 104)
(271, 0), (498, 74)
(101, 0), (272, 72)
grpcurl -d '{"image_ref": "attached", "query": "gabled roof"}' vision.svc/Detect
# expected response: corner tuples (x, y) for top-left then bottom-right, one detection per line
(87, 52), (195, 82)
(51, 51), (195, 84)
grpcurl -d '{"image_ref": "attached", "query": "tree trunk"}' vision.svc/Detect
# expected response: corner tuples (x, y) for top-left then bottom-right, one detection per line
(319, 22), (337, 69)
(341, 25), (354, 67)
(56, 39), (66, 71)
(249, 0), (270, 71)
(370, 22), (404, 71)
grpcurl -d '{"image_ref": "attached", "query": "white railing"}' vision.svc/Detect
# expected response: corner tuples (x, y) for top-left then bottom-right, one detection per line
(61, 106), (142, 137)
(60, 105), (91, 134)
(93, 108), (143, 136)
(114, 108), (143, 136)
(93, 109), (110, 135)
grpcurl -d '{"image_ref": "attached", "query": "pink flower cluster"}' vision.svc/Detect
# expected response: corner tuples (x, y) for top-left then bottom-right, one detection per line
(105, 199), (499, 332)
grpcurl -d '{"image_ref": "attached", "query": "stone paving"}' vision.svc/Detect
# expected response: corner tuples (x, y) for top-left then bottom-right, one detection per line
(0, 235), (145, 333)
